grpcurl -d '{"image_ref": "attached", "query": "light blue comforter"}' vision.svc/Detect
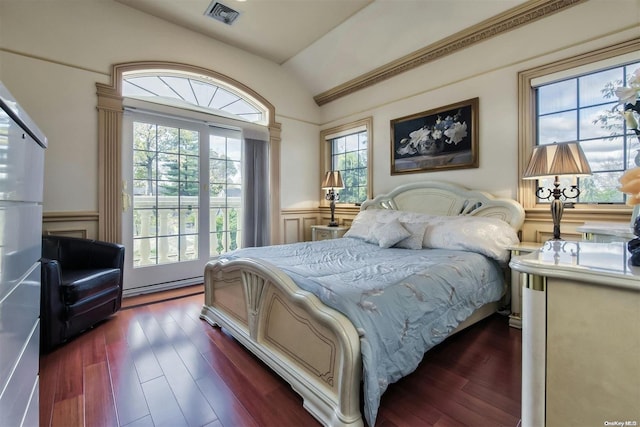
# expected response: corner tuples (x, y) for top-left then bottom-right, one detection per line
(220, 237), (505, 426)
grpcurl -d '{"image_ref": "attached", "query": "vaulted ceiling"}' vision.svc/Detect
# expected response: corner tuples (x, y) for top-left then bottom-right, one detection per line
(113, 0), (581, 104)
(114, 0), (374, 65)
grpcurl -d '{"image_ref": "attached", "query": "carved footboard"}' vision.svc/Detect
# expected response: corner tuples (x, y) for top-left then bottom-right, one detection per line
(200, 257), (364, 427)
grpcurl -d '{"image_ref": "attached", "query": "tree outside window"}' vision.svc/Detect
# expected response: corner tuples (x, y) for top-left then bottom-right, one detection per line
(330, 130), (368, 204)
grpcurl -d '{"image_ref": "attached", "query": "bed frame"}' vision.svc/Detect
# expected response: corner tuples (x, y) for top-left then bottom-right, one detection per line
(200, 181), (525, 427)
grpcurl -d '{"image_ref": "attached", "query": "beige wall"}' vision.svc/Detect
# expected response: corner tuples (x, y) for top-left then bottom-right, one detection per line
(317, 0), (640, 201)
(0, 0), (322, 223)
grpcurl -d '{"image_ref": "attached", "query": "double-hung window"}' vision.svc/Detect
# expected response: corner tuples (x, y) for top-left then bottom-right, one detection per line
(534, 61), (640, 204)
(520, 41), (640, 211)
(320, 117), (373, 205)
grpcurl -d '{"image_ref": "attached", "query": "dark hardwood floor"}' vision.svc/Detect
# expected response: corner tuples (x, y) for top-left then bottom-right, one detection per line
(40, 288), (522, 427)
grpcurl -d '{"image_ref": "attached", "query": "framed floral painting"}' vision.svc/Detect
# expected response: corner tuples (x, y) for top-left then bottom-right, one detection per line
(391, 97), (479, 174)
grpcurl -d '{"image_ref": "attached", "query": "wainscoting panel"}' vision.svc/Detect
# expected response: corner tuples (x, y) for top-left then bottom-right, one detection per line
(281, 209), (320, 243)
(42, 211), (99, 240)
(521, 208), (631, 243)
(42, 207), (631, 246)
(281, 207), (361, 243)
(282, 217), (305, 244)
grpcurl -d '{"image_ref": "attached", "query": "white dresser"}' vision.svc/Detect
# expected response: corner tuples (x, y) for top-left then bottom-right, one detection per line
(0, 82), (47, 426)
(510, 241), (640, 427)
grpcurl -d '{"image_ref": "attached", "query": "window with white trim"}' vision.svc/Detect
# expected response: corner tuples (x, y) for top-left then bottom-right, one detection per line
(123, 71), (266, 124)
(120, 68), (268, 290)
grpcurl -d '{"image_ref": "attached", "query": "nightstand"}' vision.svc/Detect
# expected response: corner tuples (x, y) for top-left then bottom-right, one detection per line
(506, 241), (541, 329)
(311, 225), (348, 241)
(576, 221), (635, 243)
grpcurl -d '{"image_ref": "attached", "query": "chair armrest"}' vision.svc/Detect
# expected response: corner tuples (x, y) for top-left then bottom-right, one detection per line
(40, 258), (65, 353)
(87, 240), (125, 270)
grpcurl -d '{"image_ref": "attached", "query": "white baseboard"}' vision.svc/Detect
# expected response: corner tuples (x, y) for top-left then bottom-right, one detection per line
(122, 276), (203, 298)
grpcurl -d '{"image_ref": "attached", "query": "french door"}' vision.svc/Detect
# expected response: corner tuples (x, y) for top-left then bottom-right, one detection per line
(122, 111), (242, 292)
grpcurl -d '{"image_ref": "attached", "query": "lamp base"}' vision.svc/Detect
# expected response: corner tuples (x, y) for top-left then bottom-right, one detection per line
(551, 197), (564, 240)
(328, 198), (339, 227)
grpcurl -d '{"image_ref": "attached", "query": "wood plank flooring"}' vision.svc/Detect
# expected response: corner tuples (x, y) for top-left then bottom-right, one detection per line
(40, 287), (522, 427)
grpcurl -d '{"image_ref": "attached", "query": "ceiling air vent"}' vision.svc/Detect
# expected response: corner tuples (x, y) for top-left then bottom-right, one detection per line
(204, 1), (240, 25)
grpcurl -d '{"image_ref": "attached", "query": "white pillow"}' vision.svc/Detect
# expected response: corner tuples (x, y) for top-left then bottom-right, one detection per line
(344, 209), (403, 240)
(369, 218), (411, 248)
(394, 221), (429, 249)
(423, 215), (519, 262)
(343, 208), (519, 261)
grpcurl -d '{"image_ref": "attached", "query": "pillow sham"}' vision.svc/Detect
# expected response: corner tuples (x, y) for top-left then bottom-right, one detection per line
(369, 218), (412, 248)
(422, 215), (519, 263)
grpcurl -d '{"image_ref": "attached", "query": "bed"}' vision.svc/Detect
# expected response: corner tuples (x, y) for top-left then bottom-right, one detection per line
(200, 181), (525, 427)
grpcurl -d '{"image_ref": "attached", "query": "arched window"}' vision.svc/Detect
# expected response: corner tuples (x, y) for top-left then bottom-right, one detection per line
(97, 62), (281, 292)
(122, 70), (268, 124)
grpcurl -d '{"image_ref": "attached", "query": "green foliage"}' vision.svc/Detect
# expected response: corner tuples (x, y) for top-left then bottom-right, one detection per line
(134, 124), (206, 197)
(215, 208), (239, 253)
(334, 151), (366, 204)
(209, 156), (239, 196)
(592, 79), (625, 140)
(133, 123), (159, 195)
(160, 154), (199, 196)
(132, 122), (242, 257)
(579, 172), (624, 203)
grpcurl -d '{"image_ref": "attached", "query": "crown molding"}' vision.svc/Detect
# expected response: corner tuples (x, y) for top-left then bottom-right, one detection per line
(313, 0), (586, 106)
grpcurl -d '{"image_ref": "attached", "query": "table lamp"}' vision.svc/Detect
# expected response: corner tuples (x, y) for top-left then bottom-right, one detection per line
(523, 141), (591, 240)
(321, 170), (344, 227)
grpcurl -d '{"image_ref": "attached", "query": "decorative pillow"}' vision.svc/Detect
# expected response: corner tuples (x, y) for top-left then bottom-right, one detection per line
(369, 218), (411, 248)
(344, 209), (403, 241)
(394, 221), (429, 249)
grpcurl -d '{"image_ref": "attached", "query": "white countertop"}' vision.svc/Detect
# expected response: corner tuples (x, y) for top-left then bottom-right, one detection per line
(509, 240), (640, 291)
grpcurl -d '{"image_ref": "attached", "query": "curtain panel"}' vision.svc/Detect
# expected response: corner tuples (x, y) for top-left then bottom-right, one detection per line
(242, 136), (270, 247)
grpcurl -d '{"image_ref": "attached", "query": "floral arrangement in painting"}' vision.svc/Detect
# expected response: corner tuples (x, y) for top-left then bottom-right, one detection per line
(396, 109), (468, 157)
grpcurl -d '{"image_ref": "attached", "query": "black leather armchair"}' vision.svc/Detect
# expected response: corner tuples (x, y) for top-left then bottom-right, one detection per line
(40, 235), (125, 353)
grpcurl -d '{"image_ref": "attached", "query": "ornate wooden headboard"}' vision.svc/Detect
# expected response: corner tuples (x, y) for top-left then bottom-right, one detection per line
(361, 181), (525, 231)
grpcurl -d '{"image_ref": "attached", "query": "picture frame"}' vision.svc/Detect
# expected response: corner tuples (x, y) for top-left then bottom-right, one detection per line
(391, 97), (479, 175)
